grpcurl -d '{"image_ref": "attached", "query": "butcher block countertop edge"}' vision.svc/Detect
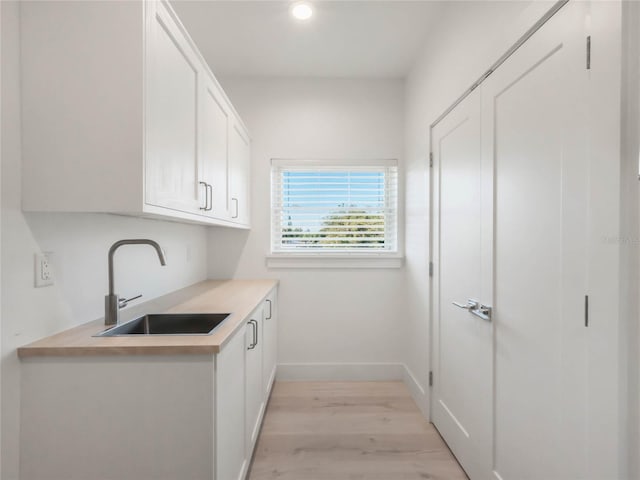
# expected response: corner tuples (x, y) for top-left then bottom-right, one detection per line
(17, 279), (278, 358)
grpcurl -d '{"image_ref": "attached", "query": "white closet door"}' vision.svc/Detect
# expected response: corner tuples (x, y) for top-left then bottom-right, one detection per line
(481, 2), (590, 479)
(432, 88), (492, 480)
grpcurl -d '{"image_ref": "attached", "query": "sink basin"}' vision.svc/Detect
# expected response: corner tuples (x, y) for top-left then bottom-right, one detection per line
(95, 313), (231, 337)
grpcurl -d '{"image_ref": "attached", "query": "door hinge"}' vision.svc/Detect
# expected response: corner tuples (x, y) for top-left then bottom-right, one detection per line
(429, 261), (433, 277)
(429, 152), (434, 168)
(585, 295), (589, 327)
(429, 371), (433, 387)
(586, 36), (591, 70)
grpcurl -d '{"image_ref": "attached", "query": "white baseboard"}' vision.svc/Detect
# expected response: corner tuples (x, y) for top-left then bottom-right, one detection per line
(276, 362), (406, 381)
(275, 362), (430, 420)
(403, 364), (430, 419)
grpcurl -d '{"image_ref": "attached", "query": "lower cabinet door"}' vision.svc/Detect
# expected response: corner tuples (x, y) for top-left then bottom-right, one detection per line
(262, 290), (277, 396)
(245, 308), (264, 451)
(216, 327), (246, 480)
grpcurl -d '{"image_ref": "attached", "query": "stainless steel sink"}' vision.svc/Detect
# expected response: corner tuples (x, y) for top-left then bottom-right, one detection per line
(95, 313), (231, 337)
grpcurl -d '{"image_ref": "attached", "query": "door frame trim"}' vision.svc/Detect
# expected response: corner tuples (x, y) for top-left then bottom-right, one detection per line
(429, 0), (568, 130)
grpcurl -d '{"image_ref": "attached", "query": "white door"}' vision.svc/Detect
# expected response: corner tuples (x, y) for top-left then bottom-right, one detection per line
(484, 2), (590, 479)
(432, 2), (593, 479)
(432, 88), (492, 480)
(145, 1), (201, 214)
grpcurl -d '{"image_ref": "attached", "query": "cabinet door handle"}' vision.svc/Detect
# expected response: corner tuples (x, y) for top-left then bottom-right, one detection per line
(253, 319), (259, 346)
(247, 319), (257, 350)
(247, 320), (255, 350)
(199, 182), (208, 210)
(265, 299), (272, 320)
(206, 184), (213, 211)
(232, 197), (239, 218)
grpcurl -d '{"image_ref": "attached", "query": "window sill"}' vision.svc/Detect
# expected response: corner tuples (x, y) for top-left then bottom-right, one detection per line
(265, 254), (404, 269)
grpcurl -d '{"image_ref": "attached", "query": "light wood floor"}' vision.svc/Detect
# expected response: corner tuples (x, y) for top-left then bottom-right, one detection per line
(248, 381), (468, 480)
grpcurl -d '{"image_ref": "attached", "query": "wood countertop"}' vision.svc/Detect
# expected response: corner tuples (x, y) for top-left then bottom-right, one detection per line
(18, 279), (278, 358)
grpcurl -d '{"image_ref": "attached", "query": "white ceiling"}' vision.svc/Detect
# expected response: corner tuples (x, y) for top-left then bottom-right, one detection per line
(171, 1), (444, 78)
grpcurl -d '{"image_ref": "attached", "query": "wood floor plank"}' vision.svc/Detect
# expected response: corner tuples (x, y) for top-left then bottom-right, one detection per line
(271, 381), (409, 398)
(248, 381), (468, 480)
(267, 395), (417, 413)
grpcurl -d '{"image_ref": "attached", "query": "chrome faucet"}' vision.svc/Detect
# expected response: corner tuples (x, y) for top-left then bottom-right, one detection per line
(104, 239), (167, 326)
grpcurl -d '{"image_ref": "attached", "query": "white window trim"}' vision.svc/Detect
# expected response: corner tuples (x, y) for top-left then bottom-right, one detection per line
(269, 158), (403, 268)
(266, 253), (404, 269)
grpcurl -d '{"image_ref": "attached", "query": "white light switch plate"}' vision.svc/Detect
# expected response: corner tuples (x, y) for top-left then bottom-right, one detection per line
(35, 252), (54, 287)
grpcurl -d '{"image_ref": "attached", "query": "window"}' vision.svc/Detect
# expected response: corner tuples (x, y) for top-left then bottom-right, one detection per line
(270, 159), (399, 265)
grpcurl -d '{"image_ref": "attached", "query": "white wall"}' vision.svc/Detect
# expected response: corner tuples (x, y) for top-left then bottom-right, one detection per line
(1, 3), (209, 478)
(403, 0), (550, 414)
(208, 77), (407, 379)
(622, 1), (640, 477)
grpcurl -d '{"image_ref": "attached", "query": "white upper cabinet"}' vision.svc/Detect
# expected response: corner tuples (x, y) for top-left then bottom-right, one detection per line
(146, 1), (202, 214)
(229, 119), (251, 226)
(200, 74), (232, 219)
(20, 0), (250, 229)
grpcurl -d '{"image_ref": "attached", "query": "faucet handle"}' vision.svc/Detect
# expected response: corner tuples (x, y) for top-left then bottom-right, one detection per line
(119, 294), (142, 309)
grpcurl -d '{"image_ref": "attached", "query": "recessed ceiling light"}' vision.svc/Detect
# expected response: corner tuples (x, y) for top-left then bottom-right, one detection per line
(291, 2), (313, 21)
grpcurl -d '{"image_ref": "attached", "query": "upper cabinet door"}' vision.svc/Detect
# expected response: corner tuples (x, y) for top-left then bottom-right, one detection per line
(145, 1), (203, 214)
(199, 76), (230, 219)
(228, 120), (251, 226)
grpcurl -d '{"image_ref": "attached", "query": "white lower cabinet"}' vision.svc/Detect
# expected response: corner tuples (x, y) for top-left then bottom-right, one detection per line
(20, 356), (217, 480)
(19, 287), (278, 480)
(216, 323), (247, 480)
(245, 306), (265, 452)
(262, 290), (278, 396)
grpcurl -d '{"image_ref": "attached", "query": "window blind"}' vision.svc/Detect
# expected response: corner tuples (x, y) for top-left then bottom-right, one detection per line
(271, 160), (398, 253)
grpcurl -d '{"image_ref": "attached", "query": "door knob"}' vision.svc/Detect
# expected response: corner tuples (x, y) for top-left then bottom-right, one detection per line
(452, 299), (479, 310)
(471, 304), (492, 322)
(452, 299), (492, 322)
